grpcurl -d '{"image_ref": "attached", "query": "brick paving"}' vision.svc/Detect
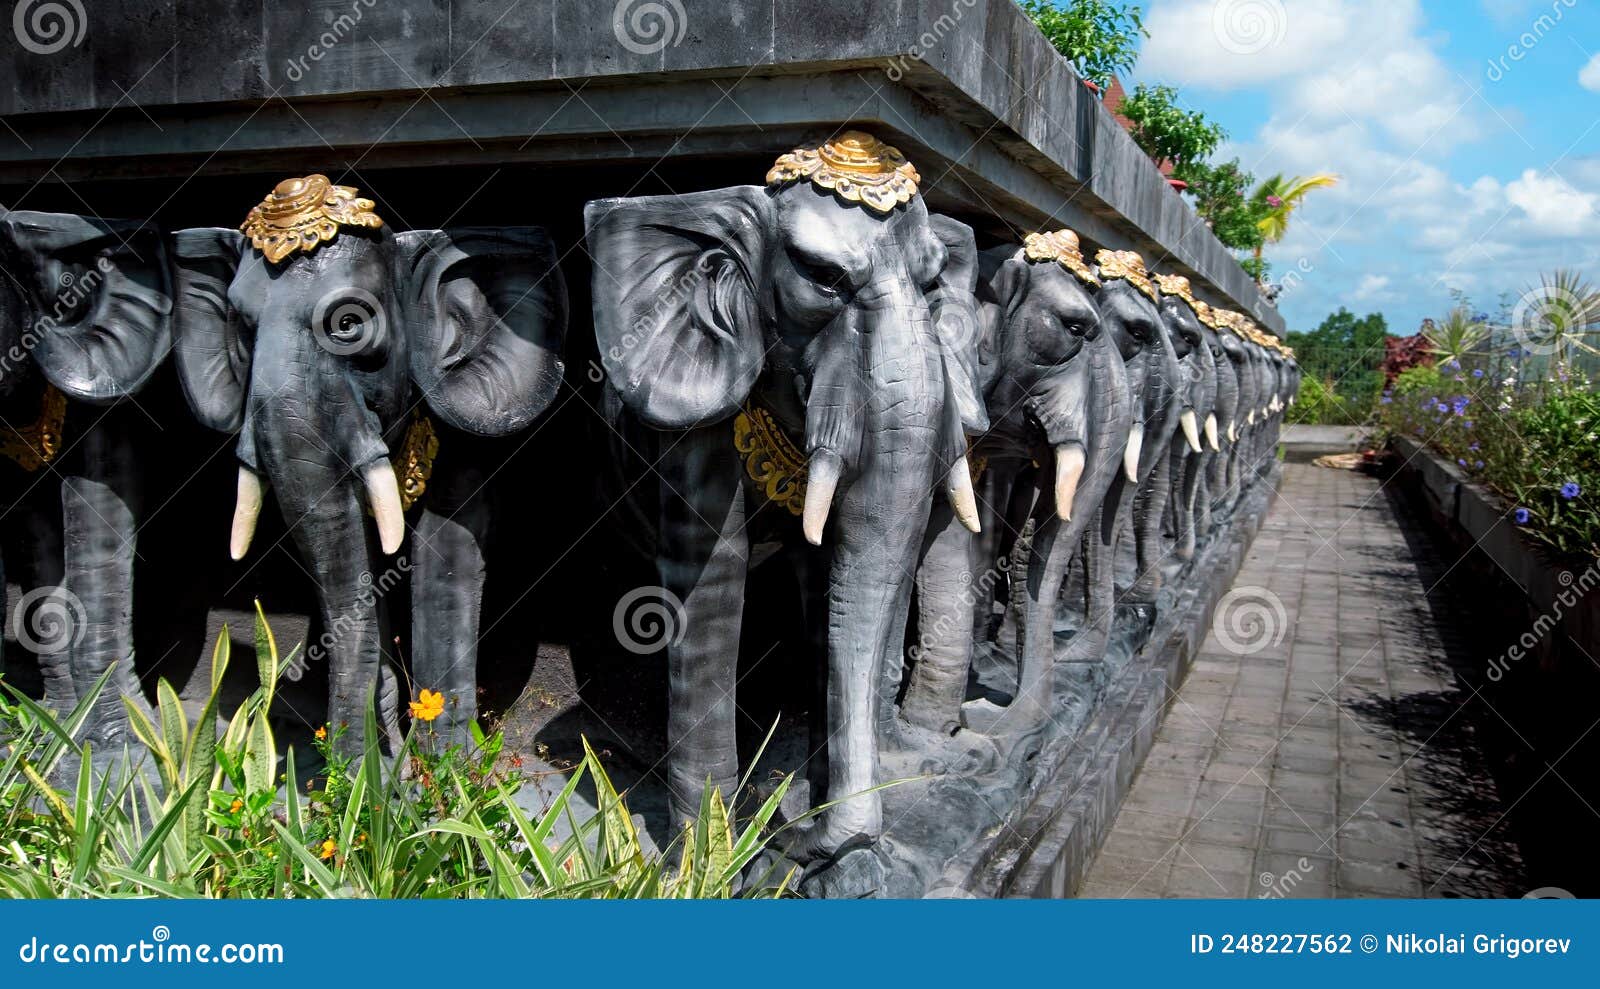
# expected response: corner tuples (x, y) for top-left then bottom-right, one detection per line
(1080, 461), (1526, 898)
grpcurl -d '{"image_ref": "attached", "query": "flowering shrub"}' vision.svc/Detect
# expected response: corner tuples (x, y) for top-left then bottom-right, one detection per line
(1375, 360), (1599, 558)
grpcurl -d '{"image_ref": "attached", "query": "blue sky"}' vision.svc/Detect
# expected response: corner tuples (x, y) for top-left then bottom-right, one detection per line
(1133, 0), (1600, 336)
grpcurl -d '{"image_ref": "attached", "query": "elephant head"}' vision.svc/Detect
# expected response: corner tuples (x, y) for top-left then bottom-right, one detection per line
(0, 209), (175, 737)
(586, 132), (982, 855)
(1154, 275), (1213, 458)
(173, 175), (567, 750)
(1216, 318), (1253, 442)
(962, 231), (1143, 727)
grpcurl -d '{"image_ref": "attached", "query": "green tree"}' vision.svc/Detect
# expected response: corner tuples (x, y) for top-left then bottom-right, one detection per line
(1286, 307), (1389, 418)
(1250, 172), (1339, 272)
(1020, 0), (1147, 89)
(1175, 157), (1267, 253)
(1116, 83), (1226, 172)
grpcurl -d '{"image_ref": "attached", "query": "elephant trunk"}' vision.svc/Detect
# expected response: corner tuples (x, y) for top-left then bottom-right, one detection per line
(796, 281), (942, 854)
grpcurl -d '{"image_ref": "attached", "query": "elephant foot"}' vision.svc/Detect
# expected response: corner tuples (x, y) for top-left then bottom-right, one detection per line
(960, 693), (1052, 738)
(782, 807), (882, 865)
(798, 842), (890, 898)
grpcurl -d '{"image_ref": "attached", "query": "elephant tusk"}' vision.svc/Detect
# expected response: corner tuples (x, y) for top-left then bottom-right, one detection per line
(1227, 420), (1238, 443)
(803, 451), (843, 546)
(1054, 443), (1085, 522)
(363, 461), (406, 556)
(1246, 409), (1257, 425)
(948, 457), (982, 534)
(1204, 413), (1220, 451)
(1179, 409), (1203, 454)
(1123, 422), (1144, 482)
(230, 467), (266, 561)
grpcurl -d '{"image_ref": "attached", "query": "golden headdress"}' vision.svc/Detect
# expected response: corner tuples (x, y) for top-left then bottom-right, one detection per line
(1023, 229), (1099, 286)
(766, 131), (921, 214)
(241, 174), (384, 264)
(1094, 249), (1159, 303)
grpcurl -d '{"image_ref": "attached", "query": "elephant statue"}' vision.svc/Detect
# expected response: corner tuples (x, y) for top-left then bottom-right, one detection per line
(1063, 251), (1184, 667)
(172, 175), (568, 752)
(1172, 291), (1238, 561)
(1120, 272), (1213, 614)
(1217, 314), (1258, 515)
(584, 132), (983, 859)
(0, 208), (177, 740)
(899, 228), (1128, 736)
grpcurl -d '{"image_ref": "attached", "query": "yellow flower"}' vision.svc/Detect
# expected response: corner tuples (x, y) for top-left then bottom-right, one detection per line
(409, 689), (445, 723)
(229, 798), (243, 814)
(319, 839), (337, 861)
(314, 726), (327, 740)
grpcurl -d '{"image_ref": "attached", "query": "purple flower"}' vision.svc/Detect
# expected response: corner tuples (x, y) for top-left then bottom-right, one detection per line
(1472, 368), (1485, 378)
(1451, 396), (1470, 416)
(1457, 458), (1467, 467)
(1514, 507), (1531, 524)
(1474, 460), (1484, 469)
(1561, 481), (1581, 500)
(1463, 420), (1474, 429)
(1380, 396), (1392, 404)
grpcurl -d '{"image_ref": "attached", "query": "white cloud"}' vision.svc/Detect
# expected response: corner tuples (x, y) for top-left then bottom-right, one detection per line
(1353, 274), (1390, 299)
(1581, 52), (1600, 92)
(1503, 169), (1598, 236)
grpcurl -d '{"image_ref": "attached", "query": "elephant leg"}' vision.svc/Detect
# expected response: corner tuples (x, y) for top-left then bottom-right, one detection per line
(1175, 446), (1204, 562)
(1126, 444), (1174, 603)
(410, 461), (491, 748)
(658, 427), (748, 831)
(901, 498), (977, 735)
(18, 483), (73, 712)
(62, 415), (148, 742)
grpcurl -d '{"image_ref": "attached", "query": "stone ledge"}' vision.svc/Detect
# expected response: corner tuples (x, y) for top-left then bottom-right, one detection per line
(0, 0), (1279, 330)
(1391, 435), (1600, 664)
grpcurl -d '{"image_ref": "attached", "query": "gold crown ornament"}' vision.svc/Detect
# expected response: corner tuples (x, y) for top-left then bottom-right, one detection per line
(241, 174), (384, 264)
(1153, 272), (1199, 311)
(766, 131), (921, 214)
(1023, 230), (1099, 287)
(1094, 249), (1159, 303)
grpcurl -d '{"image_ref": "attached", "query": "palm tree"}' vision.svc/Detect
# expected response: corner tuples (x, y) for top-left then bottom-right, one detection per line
(1421, 306), (1487, 366)
(1252, 172), (1340, 277)
(1511, 269), (1600, 381)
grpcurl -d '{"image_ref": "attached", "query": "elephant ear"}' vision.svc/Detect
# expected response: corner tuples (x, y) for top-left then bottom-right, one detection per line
(171, 228), (249, 432)
(927, 214), (989, 436)
(584, 187), (771, 429)
(396, 227), (569, 437)
(1, 210), (173, 404)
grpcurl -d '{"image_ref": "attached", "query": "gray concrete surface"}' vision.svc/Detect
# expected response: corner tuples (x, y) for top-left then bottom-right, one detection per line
(1080, 460), (1526, 898)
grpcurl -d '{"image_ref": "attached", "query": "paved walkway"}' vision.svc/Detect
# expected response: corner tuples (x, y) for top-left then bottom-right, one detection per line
(1081, 461), (1526, 898)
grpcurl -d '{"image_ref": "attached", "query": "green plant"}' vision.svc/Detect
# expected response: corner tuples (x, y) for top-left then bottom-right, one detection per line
(1115, 83), (1225, 172)
(1175, 157), (1268, 254)
(1250, 172), (1338, 272)
(1421, 306), (1488, 366)
(1020, 0), (1147, 89)
(0, 608), (800, 899)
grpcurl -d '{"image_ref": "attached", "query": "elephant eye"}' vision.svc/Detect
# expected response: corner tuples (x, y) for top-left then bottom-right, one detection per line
(789, 251), (853, 299)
